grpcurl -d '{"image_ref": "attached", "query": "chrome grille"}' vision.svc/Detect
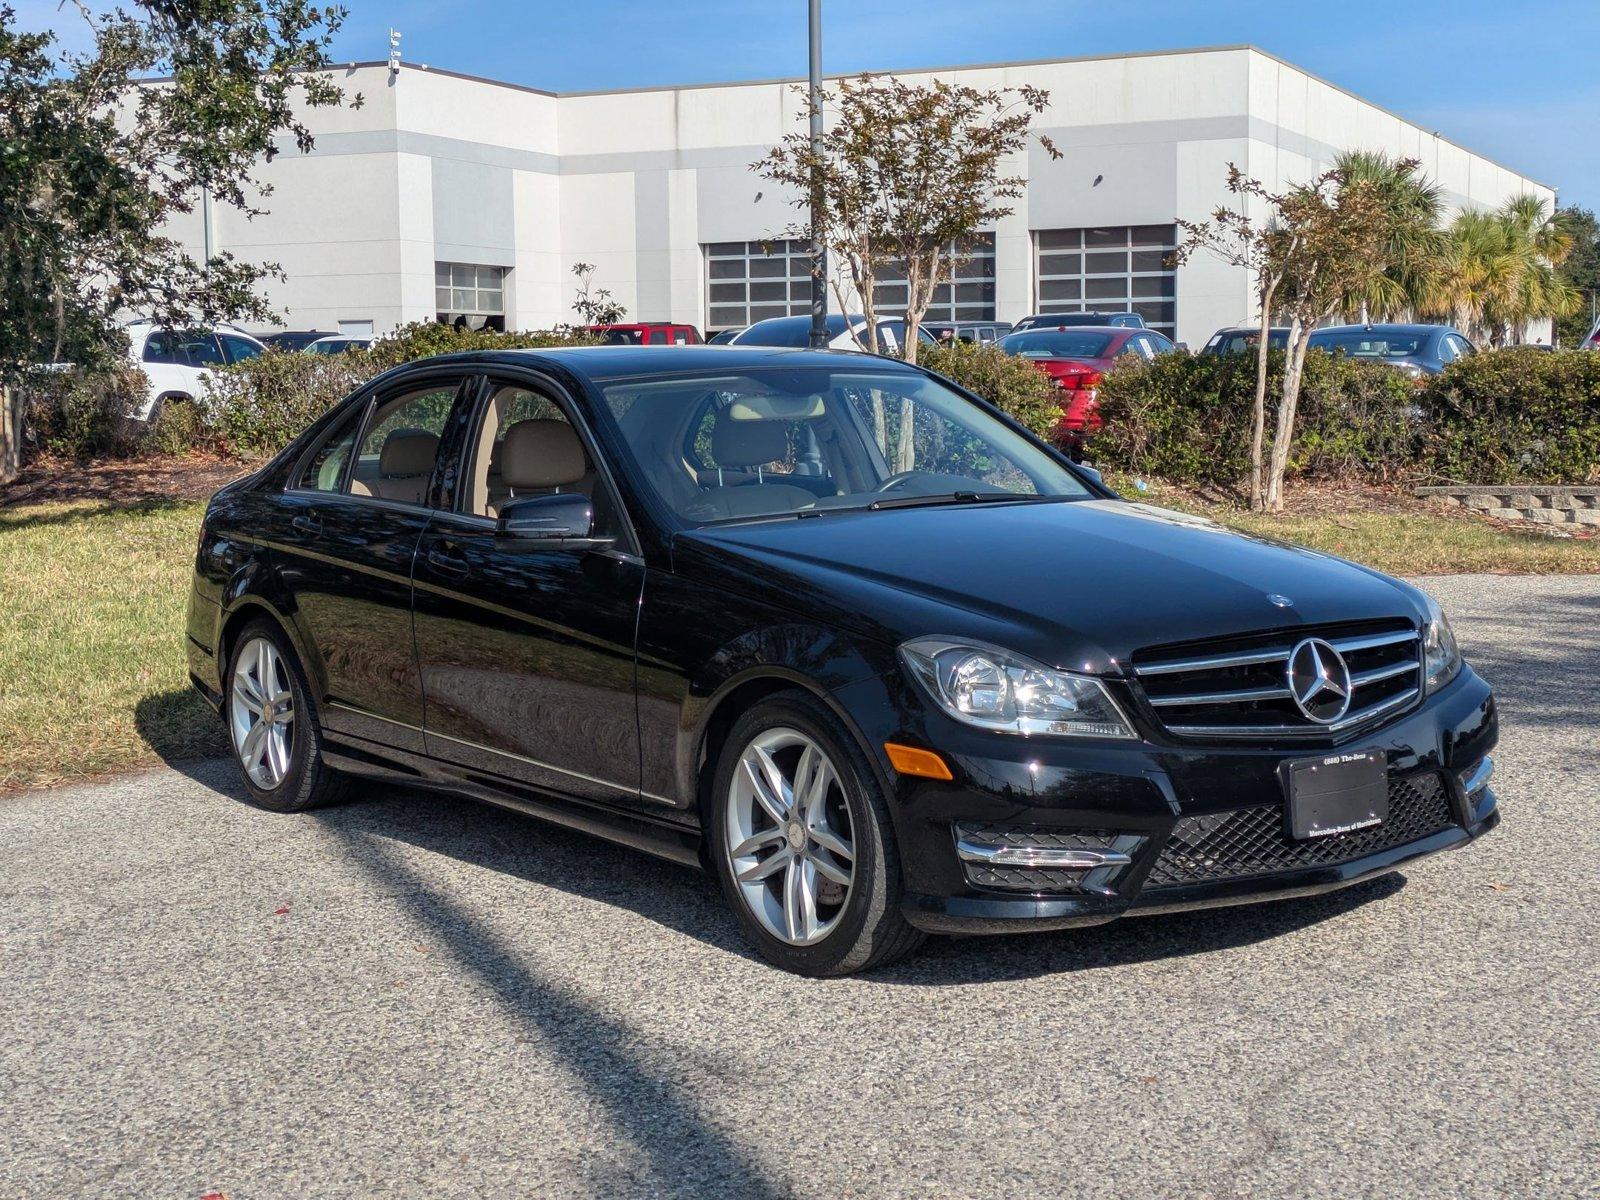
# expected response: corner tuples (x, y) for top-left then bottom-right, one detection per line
(1133, 623), (1422, 741)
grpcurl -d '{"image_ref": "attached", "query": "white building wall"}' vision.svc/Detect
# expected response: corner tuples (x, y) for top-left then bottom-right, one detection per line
(183, 49), (1555, 345)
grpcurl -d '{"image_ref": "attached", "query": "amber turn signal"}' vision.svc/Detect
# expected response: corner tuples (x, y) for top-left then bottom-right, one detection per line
(883, 743), (953, 781)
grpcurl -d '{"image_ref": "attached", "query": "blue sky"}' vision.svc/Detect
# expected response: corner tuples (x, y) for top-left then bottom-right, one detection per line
(21, 0), (1600, 208)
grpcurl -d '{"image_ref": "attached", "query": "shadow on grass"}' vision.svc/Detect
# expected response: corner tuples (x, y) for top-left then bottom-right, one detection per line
(133, 688), (227, 765)
(0, 496), (202, 529)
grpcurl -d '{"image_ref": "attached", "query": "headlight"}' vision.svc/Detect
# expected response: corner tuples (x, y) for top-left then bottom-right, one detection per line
(899, 638), (1136, 739)
(1421, 598), (1462, 694)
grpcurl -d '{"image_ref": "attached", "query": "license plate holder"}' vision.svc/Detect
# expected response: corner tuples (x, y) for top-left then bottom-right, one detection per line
(1282, 750), (1388, 840)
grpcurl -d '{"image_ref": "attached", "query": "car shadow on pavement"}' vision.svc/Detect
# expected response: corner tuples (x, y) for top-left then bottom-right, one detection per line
(164, 757), (1409, 990)
(160, 758), (782, 1199)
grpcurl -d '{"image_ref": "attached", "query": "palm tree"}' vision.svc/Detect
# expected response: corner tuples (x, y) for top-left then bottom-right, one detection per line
(1424, 197), (1579, 344)
(1333, 150), (1443, 322)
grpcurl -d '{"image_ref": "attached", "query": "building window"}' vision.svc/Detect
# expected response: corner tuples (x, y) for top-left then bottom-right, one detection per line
(704, 240), (813, 332)
(1033, 226), (1176, 336)
(871, 234), (997, 324)
(436, 262), (507, 331)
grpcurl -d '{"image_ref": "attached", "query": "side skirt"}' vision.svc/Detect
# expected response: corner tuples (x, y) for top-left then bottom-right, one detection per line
(321, 730), (705, 870)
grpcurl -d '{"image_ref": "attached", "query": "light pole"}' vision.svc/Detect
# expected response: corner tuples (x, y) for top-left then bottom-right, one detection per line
(807, 0), (828, 349)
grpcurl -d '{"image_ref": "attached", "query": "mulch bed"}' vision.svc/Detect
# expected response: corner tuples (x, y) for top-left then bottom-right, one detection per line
(0, 454), (249, 509)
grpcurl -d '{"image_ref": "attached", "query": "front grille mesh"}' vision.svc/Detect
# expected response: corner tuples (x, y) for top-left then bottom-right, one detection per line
(1145, 772), (1453, 889)
(1133, 621), (1422, 742)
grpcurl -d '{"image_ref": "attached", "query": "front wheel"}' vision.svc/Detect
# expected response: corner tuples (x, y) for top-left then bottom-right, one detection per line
(224, 618), (353, 813)
(709, 692), (925, 976)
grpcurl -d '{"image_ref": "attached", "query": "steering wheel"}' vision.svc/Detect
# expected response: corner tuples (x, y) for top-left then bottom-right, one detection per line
(873, 471), (924, 494)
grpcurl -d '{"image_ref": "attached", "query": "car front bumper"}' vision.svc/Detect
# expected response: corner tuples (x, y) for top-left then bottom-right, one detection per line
(833, 665), (1499, 936)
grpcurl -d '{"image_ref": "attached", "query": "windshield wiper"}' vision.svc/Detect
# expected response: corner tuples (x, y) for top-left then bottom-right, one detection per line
(866, 491), (1065, 511)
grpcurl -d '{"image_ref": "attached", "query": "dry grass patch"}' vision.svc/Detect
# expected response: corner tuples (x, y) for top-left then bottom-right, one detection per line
(1111, 477), (1600, 576)
(0, 498), (225, 791)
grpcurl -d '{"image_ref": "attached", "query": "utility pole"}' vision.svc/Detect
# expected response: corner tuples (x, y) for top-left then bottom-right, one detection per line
(807, 0), (828, 349)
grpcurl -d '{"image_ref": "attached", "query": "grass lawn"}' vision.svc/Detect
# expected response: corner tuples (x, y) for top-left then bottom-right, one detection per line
(0, 498), (225, 792)
(1, 477), (1595, 793)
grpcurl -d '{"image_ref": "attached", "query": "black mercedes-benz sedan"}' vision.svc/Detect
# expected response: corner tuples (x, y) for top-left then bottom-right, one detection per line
(186, 346), (1499, 975)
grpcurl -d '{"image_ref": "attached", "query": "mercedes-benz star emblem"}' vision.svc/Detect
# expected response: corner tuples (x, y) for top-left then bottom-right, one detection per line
(1286, 637), (1353, 724)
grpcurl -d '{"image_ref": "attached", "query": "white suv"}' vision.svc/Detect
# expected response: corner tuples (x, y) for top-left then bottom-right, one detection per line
(124, 321), (267, 421)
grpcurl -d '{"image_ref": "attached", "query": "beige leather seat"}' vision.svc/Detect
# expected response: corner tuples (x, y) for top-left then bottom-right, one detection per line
(488, 418), (591, 516)
(369, 428), (439, 504)
(690, 413), (815, 520)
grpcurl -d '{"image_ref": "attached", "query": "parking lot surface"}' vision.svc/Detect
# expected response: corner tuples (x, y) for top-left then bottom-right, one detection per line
(2, 574), (1596, 1198)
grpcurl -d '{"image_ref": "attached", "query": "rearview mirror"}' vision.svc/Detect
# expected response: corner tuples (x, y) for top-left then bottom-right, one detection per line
(1075, 463), (1104, 487)
(496, 493), (595, 539)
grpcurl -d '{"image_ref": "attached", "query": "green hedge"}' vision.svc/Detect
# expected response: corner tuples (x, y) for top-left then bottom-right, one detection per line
(1092, 350), (1420, 487)
(919, 341), (1062, 441)
(173, 322), (593, 460)
(22, 364), (152, 459)
(1418, 347), (1600, 484)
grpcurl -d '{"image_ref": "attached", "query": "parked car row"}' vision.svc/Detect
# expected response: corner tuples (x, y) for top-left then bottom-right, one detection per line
(1201, 323), (1478, 378)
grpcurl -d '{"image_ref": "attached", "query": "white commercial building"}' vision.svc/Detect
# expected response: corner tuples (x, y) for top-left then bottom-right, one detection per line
(171, 45), (1554, 347)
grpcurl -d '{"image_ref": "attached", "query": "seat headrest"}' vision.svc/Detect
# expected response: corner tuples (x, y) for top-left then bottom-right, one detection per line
(501, 418), (587, 490)
(379, 429), (439, 478)
(711, 412), (789, 469)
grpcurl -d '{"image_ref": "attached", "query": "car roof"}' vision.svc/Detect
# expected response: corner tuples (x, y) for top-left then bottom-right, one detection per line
(1311, 323), (1450, 335)
(397, 344), (921, 384)
(1004, 324), (1135, 336)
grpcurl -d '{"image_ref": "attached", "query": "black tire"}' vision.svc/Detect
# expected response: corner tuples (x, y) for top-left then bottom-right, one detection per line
(708, 690), (926, 976)
(222, 617), (355, 814)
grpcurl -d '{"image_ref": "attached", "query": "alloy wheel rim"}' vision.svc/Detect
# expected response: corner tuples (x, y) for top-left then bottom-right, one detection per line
(726, 727), (856, 946)
(230, 636), (295, 790)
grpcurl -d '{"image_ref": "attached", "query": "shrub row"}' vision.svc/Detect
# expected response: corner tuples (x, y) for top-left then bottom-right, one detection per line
(21, 330), (1600, 489)
(1091, 347), (1600, 488)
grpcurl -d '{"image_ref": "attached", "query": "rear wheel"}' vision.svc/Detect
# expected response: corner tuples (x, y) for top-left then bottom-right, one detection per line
(709, 692), (925, 976)
(224, 618), (353, 813)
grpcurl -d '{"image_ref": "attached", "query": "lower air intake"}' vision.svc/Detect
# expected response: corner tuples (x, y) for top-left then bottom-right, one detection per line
(1145, 772), (1454, 888)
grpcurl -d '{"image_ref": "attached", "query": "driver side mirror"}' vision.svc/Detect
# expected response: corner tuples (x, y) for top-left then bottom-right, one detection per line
(496, 493), (596, 540)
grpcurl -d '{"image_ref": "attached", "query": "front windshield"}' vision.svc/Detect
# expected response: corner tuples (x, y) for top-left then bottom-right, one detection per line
(601, 367), (1092, 526)
(1308, 331), (1426, 358)
(997, 331), (1115, 359)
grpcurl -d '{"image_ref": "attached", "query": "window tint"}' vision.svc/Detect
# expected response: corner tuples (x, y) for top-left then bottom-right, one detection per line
(295, 409), (361, 492)
(1308, 332), (1426, 358)
(219, 334), (263, 365)
(347, 384), (460, 506)
(142, 331), (225, 368)
(998, 331), (1115, 359)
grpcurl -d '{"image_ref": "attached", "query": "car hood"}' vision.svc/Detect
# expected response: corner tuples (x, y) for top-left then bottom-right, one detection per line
(673, 499), (1426, 674)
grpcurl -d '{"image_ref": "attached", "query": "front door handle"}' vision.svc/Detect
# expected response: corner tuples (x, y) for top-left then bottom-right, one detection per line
(291, 513), (322, 535)
(426, 546), (469, 577)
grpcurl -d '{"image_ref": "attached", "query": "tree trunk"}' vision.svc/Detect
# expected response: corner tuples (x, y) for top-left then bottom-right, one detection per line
(1248, 281), (1279, 512)
(1265, 320), (1312, 513)
(895, 396), (916, 472)
(1, 383), (20, 486)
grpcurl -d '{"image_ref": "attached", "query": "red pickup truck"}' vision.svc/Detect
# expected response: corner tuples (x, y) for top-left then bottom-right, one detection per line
(582, 323), (702, 345)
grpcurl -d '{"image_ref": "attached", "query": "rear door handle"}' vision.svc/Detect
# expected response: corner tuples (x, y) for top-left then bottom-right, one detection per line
(426, 546), (469, 577)
(291, 513), (321, 535)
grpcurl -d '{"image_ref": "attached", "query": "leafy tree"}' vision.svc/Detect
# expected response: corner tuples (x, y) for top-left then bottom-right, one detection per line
(570, 262), (627, 325)
(754, 73), (1056, 470)
(1, 0), (356, 477)
(1177, 164), (1392, 511)
(1554, 205), (1598, 346)
(1175, 167), (1301, 511)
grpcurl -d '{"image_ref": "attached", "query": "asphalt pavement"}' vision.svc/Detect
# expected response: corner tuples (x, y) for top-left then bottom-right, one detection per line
(2, 574), (1596, 1198)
